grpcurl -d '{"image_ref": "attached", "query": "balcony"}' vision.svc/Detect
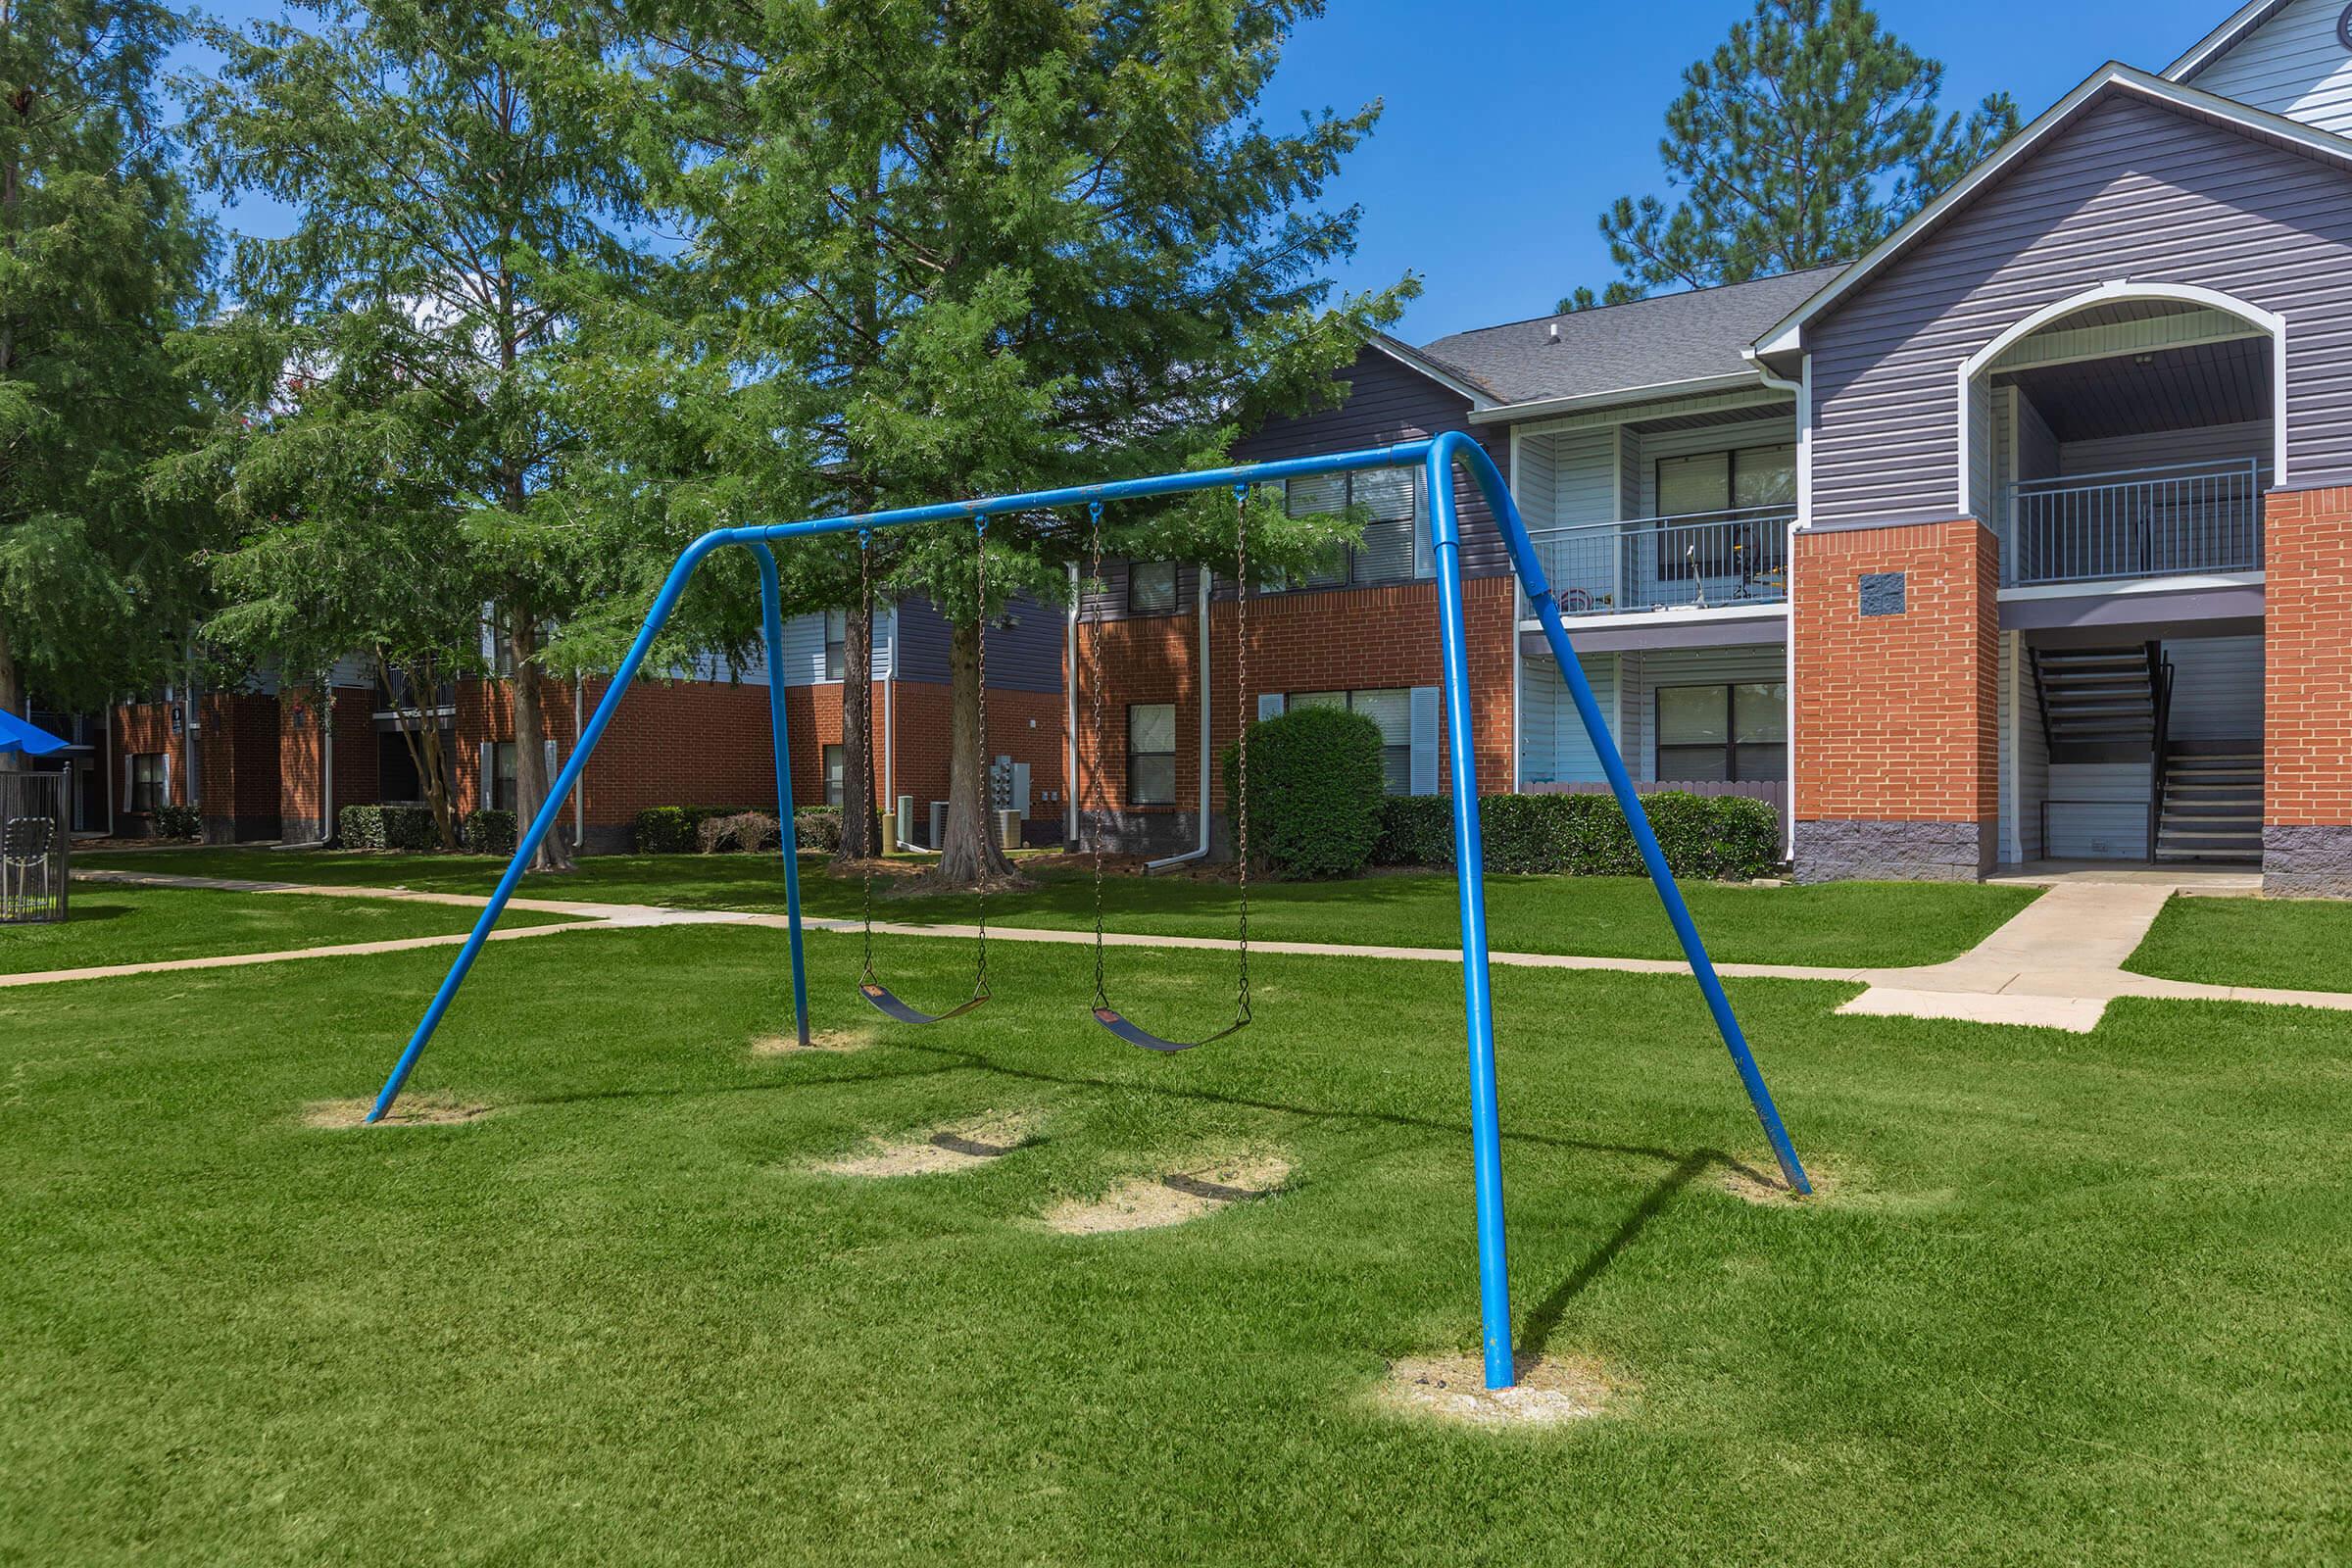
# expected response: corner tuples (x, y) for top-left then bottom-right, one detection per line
(2005, 459), (2264, 588)
(1522, 508), (1794, 620)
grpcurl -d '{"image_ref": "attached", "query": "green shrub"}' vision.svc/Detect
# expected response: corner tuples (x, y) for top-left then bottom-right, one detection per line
(337, 804), (442, 853)
(635, 805), (760, 854)
(1373, 791), (1782, 880)
(150, 804), (202, 842)
(463, 809), (517, 857)
(793, 806), (844, 854)
(698, 811), (781, 855)
(1221, 705), (1386, 880)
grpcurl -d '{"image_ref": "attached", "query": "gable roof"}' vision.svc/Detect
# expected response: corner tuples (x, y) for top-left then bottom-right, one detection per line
(1362, 330), (1503, 409)
(1751, 63), (2352, 358)
(2165, 0), (2300, 81)
(1414, 268), (1839, 417)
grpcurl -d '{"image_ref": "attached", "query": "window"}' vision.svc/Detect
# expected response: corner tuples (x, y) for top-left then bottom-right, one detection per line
(1656, 683), (1788, 783)
(129, 753), (167, 813)
(1655, 444), (1795, 579)
(1128, 561), (1180, 614)
(1127, 703), (1178, 806)
(1280, 688), (1414, 795)
(824, 610), (848, 681)
(491, 741), (518, 813)
(823, 744), (846, 808)
(1283, 468), (1423, 589)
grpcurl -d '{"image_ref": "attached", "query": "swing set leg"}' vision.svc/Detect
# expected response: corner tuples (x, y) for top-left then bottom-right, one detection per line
(755, 544), (812, 1050)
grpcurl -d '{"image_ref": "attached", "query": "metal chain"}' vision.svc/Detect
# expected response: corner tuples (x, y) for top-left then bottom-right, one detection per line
(1234, 484), (1251, 1026)
(1087, 502), (1108, 1011)
(858, 530), (876, 984)
(971, 515), (991, 1000)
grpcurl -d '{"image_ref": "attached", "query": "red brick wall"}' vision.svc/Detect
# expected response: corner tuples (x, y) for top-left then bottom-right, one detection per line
(1791, 519), (1999, 850)
(1070, 578), (1517, 818)
(2265, 485), (2352, 829)
(200, 692), (282, 839)
(277, 685), (379, 835)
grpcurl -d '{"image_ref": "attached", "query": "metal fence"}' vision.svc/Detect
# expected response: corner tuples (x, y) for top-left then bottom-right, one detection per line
(0, 769), (70, 925)
(2005, 459), (2264, 586)
(1523, 508), (1794, 617)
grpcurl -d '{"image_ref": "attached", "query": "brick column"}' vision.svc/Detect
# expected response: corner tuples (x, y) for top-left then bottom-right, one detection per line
(1790, 519), (2000, 882)
(2263, 485), (2352, 896)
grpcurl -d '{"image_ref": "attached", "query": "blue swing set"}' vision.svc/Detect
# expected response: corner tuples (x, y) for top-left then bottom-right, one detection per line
(364, 430), (1811, 1392)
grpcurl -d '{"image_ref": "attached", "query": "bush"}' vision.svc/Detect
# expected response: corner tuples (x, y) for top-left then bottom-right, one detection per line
(338, 804), (442, 853)
(697, 811), (782, 855)
(151, 804), (202, 842)
(794, 806), (844, 854)
(1373, 791), (1782, 881)
(1221, 705), (1386, 880)
(463, 808), (517, 857)
(635, 805), (761, 854)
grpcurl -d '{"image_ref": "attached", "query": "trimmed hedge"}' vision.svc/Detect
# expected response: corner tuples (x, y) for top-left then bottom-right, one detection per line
(151, 804), (202, 842)
(1221, 705), (1386, 880)
(636, 803), (840, 855)
(1374, 791), (1782, 881)
(464, 808), (517, 857)
(338, 804), (443, 853)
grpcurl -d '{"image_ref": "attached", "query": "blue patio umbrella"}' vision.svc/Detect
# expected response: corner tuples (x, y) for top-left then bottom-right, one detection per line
(0, 711), (70, 757)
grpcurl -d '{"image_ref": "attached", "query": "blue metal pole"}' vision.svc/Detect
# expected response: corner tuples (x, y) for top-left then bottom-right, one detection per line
(1434, 432), (1813, 1197)
(364, 532), (728, 1123)
(754, 543), (811, 1048)
(1423, 441), (1516, 1393)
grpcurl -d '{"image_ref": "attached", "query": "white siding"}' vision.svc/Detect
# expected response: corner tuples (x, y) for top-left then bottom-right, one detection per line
(1519, 654), (1619, 786)
(2193, 0), (2352, 138)
(2163, 634), (2265, 742)
(1630, 416), (1796, 518)
(2046, 763), (2150, 859)
(1513, 429), (1559, 531)
(1998, 632), (2051, 863)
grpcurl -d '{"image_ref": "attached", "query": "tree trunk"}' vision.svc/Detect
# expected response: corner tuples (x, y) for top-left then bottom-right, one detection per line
(835, 602), (877, 862)
(509, 612), (574, 873)
(936, 615), (1011, 886)
(374, 650), (462, 851)
(0, 620), (21, 775)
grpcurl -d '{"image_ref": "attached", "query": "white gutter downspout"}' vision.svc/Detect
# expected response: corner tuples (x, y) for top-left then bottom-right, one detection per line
(883, 606), (928, 855)
(292, 673), (335, 848)
(1145, 567), (1213, 873)
(1749, 353), (1807, 865)
(1065, 564), (1081, 846)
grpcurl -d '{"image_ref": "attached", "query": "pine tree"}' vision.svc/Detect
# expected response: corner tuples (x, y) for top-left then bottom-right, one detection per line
(187, 0), (650, 869)
(0, 0), (212, 740)
(1576, 0), (2017, 301)
(621, 0), (1407, 885)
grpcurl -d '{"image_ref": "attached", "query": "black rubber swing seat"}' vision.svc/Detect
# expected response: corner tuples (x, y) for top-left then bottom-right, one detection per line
(860, 981), (990, 1026)
(1091, 1005), (1248, 1054)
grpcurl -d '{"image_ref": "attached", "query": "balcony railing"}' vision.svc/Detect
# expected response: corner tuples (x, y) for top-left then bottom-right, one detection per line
(2004, 459), (2264, 587)
(1522, 508), (1795, 618)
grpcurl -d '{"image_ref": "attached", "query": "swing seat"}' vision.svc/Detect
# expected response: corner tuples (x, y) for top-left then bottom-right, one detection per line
(1092, 1005), (1248, 1054)
(861, 981), (990, 1026)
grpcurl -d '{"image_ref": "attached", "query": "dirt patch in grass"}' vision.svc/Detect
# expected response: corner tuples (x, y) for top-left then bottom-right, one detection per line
(752, 1026), (877, 1056)
(1378, 1351), (1626, 1430)
(1041, 1152), (1290, 1236)
(302, 1094), (496, 1130)
(813, 1110), (1041, 1178)
(1720, 1154), (1843, 1206)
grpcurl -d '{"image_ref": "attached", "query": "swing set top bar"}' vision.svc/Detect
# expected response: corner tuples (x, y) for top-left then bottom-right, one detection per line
(363, 430), (1811, 1396)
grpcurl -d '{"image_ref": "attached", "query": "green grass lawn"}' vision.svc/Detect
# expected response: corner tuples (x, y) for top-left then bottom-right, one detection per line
(78, 845), (2038, 969)
(2, 919), (2344, 1562)
(0, 883), (571, 975)
(2128, 893), (2352, 994)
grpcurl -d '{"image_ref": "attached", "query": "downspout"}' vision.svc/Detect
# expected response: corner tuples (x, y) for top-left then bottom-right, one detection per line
(1749, 354), (1807, 865)
(1144, 565), (1213, 872)
(883, 604), (926, 854)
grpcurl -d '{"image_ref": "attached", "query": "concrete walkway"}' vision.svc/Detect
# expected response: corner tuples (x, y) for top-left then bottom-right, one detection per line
(43, 865), (2352, 1027)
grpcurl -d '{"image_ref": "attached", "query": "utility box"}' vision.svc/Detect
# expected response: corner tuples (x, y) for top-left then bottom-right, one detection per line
(995, 808), (1022, 852)
(897, 794), (916, 849)
(928, 800), (950, 850)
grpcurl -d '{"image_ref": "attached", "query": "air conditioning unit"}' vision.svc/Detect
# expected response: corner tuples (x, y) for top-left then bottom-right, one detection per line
(929, 800), (950, 849)
(996, 808), (1022, 851)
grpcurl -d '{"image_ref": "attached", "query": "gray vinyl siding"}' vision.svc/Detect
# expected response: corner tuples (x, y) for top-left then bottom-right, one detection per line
(1806, 93), (2352, 528)
(1513, 429), (1560, 529)
(2045, 763), (2150, 859)
(1232, 346), (1512, 577)
(1617, 645), (1788, 780)
(1998, 632), (2050, 863)
(1518, 654), (1619, 786)
(894, 593), (1062, 694)
(2163, 634), (2265, 741)
(1629, 415), (1798, 518)
(2056, 418), (2273, 477)
(2188, 0), (2352, 138)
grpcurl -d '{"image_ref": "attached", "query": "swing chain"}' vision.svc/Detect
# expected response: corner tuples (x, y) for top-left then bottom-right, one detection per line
(858, 528), (876, 984)
(1234, 483), (1251, 1027)
(1087, 502), (1109, 1011)
(971, 515), (991, 1001)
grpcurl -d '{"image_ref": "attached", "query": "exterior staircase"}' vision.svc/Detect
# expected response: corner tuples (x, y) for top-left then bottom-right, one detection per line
(2030, 645), (2163, 751)
(2156, 750), (2264, 862)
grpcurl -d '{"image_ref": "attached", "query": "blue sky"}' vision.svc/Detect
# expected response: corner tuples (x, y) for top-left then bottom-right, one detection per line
(181, 0), (2242, 340)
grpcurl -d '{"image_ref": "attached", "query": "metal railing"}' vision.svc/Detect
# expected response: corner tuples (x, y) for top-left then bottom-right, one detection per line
(1522, 507), (1795, 618)
(2005, 458), (2264, 587)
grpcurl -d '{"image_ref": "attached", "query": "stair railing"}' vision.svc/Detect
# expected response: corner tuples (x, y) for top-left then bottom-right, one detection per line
(2146, 641), (2176, 858)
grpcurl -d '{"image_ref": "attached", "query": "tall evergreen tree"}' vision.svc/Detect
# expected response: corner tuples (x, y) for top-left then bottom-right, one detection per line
(0, 0), (212, 738)
(1563, 0), (2017, 307)
(620, 0), (1405, 885)
(187, 0), (650, 869)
